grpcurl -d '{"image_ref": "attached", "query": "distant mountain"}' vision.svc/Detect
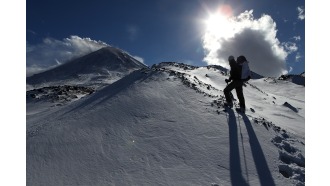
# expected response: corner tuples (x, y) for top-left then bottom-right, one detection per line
(26, 46), (147, 89)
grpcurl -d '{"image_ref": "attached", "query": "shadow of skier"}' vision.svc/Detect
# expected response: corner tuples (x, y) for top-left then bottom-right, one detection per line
(240, 113), (276, 186)
(227, 109), (248, 186)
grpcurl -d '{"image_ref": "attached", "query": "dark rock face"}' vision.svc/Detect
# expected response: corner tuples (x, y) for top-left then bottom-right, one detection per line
(27, 85), (95, 104)
(278, 74), (305, 86)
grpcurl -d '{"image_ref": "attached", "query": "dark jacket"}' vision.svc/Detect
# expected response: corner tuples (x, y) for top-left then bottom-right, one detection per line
(228, 60), (242, 81)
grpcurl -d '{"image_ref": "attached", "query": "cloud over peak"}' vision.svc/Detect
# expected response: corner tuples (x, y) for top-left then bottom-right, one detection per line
(26, 35), (146, 77)
(27, 35), (109, 76)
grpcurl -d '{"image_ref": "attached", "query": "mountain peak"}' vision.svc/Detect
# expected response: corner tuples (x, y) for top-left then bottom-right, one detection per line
(26, 46), (147, 88)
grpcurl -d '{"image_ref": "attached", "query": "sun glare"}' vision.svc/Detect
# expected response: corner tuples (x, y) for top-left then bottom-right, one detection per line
(205, 5), (234, 39)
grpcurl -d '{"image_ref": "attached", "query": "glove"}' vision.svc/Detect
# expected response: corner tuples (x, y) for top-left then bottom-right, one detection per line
(225, 79), (230, 83)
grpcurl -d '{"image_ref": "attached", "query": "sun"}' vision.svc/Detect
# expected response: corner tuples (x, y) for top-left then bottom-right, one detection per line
(204, 5), (234, 39)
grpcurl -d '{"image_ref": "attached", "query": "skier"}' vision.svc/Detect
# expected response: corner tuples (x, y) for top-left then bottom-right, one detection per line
(224, 55), (251, 113)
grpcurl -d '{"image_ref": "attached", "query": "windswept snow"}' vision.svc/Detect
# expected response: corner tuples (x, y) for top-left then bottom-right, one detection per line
(27, 62), (305, 185)
(26, 46), (146, 89)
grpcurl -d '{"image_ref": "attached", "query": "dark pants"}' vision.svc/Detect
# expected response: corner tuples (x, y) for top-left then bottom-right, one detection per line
(224, 80), (245, 109)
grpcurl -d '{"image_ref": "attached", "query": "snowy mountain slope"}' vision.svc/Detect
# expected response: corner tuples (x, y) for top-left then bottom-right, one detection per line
(153, 63), (304, 136)
(27, 63), (305, 185)
(26, 85), (95, 124)
(248, 78), (305, 136)
(26, 46), (147, 89)
(278, 74), (305, 86)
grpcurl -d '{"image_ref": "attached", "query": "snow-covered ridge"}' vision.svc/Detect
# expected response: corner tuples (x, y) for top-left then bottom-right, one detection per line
(27, 49), (304, 185)
(148, 63), (305, 184)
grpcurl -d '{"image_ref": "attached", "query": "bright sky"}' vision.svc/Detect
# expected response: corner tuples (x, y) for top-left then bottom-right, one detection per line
(27, 0), (305, 77)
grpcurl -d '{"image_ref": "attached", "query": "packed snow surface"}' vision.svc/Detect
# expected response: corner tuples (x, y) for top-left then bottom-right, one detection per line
(27, 62), (304, 185)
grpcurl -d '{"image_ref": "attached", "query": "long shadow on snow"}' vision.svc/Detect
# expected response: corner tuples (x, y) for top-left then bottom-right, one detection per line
(240, 113), (276, 186)
(227, 109), (249, 186)
(62, 70), (155, 116)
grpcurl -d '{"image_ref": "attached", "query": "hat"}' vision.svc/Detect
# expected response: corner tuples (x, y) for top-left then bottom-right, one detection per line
(228, 56), (234, 61)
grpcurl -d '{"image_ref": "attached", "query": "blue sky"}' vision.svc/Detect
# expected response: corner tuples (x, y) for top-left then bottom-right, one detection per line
(27, 0), (305, 77)
(5, 1), (330, 185)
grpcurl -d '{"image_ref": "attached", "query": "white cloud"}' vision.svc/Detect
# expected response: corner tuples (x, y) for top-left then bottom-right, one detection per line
(293, 36), (301, 41)
(132, 55), (145, 64)
(27, 29), (37, 35)
(122, 50), (145, 64)
(297, 6), (305, 20)
(202, 10), (289, 77)
(26, 64), (59, 77)
(295, 52), (302, 62)
(283, 42), (298, 54)
(26, 35), (109, 76)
